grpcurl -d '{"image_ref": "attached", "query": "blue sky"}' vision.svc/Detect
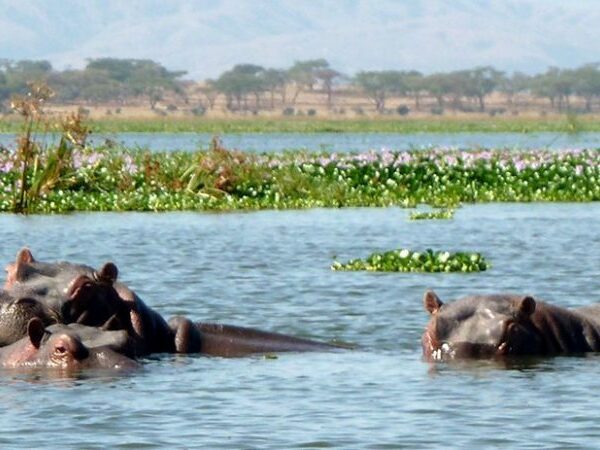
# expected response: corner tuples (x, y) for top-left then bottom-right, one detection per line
(0, 0), (598, 79)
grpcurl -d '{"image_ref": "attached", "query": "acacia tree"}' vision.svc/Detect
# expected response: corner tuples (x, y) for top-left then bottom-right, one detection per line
(85, 58), (186, 109)
(423, 73), (453, 108)
(403, 71), (424, 110)
(214, 64), (266, 111)
(261, 69), (288, 108)
(498, 71), (530, 108)
(196, 79), (219, 110)
(530, 67), (576, 111)
(315, 68), (342, 109)
(573, 63), (600, 112)
(287, 59), (330, 105)
(462, 66), (504, 111)
(353, 71), (406, 113)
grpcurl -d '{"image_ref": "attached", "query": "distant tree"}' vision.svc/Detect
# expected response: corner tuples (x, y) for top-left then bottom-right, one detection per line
(260, 69), (287, 108)
(2, 60), (53, 96)
(85, 58), (186, 109)
(423, 73), (454, 108)
(354, 71), (406, 113)
(403, 71), (424, 110)
(572, 63), (600, 112)
(315, 68), (342, 109)
(461, 66), (504, 111)
(214, 64), (266, 111)
(196, 79), (219, 110)
(287, 59), (330, 104)
(498, 71), (530, 107)
(531, 67), (575, 111)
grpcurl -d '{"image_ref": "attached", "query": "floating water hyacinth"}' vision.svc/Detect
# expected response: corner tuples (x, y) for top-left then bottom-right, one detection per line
(331, 248), (490, 273)
(0, 146), (600, 213)
(409, 209), (455, 220)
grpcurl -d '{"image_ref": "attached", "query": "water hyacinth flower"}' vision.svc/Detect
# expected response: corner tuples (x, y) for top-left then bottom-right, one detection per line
(122, 154), (138, 174)
(0, 160), (14, 173)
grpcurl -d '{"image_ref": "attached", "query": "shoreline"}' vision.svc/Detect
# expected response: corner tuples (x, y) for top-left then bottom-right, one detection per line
(0, 116), (597, 134)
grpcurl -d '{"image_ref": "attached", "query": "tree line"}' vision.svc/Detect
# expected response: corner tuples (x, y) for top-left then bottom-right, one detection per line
(2, 57), (600, 115)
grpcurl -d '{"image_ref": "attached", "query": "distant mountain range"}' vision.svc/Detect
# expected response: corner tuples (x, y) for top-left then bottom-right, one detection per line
(1, 0), (598, 79)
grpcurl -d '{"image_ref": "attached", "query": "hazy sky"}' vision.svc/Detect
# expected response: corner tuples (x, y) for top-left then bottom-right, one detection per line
(1, 0), (598, 79)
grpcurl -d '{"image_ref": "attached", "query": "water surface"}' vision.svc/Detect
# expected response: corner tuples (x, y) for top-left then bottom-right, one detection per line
(2, 131), (600, 152)
(0, 204), (598, 448)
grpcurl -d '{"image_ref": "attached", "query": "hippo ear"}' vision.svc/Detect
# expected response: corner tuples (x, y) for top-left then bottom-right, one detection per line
(16, 248), (35, 264)
(424, 290), (443, 314)
(517, 296), (536, 317)
(97, 262), (118, 283)
(27, 318), (46, 349)
(13, 261), (30, 282)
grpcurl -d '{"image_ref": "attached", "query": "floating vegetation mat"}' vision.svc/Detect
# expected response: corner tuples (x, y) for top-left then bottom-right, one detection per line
(331, 248), (491, 273)
(1, 146), (600, 213)
(409, 209), (455, 220)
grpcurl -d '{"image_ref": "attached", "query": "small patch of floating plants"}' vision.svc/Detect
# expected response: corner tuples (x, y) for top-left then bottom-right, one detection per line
(331, 248), (490, 273)
(409, 208), (455, 220)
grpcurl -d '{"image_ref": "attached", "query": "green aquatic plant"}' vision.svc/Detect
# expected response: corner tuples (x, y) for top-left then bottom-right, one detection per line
(409, 209), (455, 220)
(0, 146), (599, 213)
(331, 248), (490, 273)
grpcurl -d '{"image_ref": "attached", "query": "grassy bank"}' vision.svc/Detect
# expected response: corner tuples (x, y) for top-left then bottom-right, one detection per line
(1, 145), (599, 214)
(0, 115), (598, 134)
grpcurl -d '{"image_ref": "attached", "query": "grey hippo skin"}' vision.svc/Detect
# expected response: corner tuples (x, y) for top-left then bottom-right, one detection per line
(0, 318), (139, 371)
(1, 248), (131, 346)
(4, 248), (347, 357)
(422, 289), (600, 361)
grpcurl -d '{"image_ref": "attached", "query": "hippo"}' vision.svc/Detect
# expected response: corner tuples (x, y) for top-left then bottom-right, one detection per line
(169, 316), (345, 357)
(422, 289), (600, 361)
(46, 323), (139, 359)
(4, 248), (346, 357)
(2, 248), (131, 340)
(0, 318), (139, 371)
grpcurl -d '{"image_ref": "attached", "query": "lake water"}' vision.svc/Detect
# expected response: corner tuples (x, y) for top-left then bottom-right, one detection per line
(0, 203), (598, 448)
(2, 131), (600, 152)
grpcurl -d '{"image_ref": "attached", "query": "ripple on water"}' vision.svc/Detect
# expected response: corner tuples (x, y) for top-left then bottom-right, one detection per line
(0, 204), (598, 448)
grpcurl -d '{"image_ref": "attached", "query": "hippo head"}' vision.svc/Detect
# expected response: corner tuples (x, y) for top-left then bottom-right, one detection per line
(1, 248), (131, 344)
(4, 318), (139, 372)
(422, 290), (542, 361)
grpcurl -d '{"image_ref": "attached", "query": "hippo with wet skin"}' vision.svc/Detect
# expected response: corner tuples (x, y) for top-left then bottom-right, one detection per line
(0, 318), (139, 371)
(422, 290), (600, 361)
(3, 248), (345, 357)
(2, 248), (131, 343)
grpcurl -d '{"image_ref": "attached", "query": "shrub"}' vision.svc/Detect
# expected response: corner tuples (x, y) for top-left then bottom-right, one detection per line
(191, 105), (206, 116)
(396, 105), (410, 116)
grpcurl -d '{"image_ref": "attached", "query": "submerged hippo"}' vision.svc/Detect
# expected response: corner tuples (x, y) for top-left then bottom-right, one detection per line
(0, 318), (139, 371)
(3, 248), (346, 357)
(422, 290), (600, 361)
(1, 248), (130, 345)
